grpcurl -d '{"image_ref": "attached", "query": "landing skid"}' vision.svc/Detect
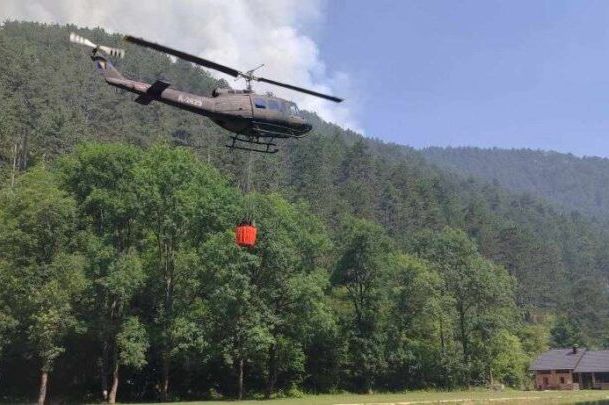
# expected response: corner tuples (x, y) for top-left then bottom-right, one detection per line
(226, 135), (279, 154)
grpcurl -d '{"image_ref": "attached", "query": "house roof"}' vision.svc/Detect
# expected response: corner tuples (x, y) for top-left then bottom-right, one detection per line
(574, 350), (609, 373)
(529, 348), (587, 371)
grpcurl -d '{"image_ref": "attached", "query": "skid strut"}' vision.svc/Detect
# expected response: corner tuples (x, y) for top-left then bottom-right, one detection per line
(226, 135), (279, 154)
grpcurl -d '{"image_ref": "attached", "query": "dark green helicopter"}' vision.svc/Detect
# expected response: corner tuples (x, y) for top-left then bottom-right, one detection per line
(70, 33), (343, 153)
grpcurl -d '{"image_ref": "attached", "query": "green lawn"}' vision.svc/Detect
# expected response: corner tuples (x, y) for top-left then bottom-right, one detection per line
(133, 390), (609, 405)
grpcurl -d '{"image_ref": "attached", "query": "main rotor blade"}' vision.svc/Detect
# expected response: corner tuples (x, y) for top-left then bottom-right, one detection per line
(257, 77), (343, 103)
(124, 35), (240, 78)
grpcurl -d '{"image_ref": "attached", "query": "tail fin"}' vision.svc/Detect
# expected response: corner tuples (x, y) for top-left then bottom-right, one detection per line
(92, 54), (125, 80)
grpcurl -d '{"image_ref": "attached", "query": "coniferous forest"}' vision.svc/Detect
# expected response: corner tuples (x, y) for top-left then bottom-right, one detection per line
(423, 146), (609, 219)
(0, 22), (608, 403)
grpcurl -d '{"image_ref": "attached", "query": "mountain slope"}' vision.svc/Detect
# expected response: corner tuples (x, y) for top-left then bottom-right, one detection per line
(1, 21), (607, 312)
(422, 146), (609, 219)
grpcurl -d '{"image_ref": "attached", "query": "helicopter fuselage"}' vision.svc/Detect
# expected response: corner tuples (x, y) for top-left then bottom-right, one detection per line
(102, 67), (312, 140)
(73, 32), (341, 152)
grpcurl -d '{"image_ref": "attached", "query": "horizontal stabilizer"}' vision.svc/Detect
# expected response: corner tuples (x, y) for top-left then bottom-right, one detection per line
(147, 80), (170, 96)
(134, 80), (170, 105)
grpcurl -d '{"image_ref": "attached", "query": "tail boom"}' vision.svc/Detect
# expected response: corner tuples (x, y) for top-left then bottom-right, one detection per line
(91, 54), (216, 117)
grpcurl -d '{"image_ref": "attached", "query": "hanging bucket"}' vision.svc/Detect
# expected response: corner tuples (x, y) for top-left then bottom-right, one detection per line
(235, 222), (257, 247)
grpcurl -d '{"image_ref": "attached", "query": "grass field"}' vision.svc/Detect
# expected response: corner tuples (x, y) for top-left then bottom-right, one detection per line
(134, 390), (609, 405)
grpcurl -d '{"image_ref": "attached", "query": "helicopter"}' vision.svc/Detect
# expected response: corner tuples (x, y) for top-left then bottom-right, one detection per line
(70, 33), (343, 153)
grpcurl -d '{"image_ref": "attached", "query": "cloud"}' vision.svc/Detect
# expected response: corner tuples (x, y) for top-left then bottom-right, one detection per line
(0, 0), (362, 133)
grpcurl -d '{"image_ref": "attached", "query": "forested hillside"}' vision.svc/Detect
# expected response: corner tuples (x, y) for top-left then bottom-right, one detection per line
(423, 146), (609, 219)
(1, 22), (608, 403)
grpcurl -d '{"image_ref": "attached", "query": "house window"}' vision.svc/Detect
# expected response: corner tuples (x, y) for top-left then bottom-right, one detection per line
(254, 98), (266, 109)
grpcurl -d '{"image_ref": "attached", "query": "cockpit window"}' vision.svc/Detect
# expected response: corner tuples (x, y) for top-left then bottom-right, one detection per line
(268, 100), (280, 110)
(254, 98), (266, 109)
(288, 103), (301, 117)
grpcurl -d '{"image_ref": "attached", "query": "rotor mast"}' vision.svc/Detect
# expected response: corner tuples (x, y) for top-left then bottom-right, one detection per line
(240, 64), (265, 91)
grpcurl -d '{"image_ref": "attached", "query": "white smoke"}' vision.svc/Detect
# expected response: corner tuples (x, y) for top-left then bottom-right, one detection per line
(0, 0), (362, 132)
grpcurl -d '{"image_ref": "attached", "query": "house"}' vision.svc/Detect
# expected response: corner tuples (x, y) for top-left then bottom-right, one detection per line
(530, 347), (609, 390)
(530, 347), (585, 390)
(574, 350), (609, 389)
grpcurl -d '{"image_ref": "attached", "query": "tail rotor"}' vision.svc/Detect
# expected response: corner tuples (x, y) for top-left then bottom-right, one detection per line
(69, 32), (125, 58)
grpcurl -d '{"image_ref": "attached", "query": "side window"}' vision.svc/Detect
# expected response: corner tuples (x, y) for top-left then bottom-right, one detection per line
(268, 100), (280, 110)
(254, 98), (266, 109)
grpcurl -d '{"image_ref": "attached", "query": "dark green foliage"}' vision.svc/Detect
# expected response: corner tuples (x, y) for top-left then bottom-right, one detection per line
(0, 168), (86, 404)
(0, 21), (608, 402)
(411, 228), (522, 385)
(423, 146), (609, 219)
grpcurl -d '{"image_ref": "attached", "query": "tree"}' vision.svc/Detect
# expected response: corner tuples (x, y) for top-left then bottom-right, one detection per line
(550, 316), (583, 348)
(383, 253), (446, 389)
(249, 195), (334, 398)
(332, 218), (392, 392)
(486, 331), (528, 387)
(116, 316), (149, 372)
(59, 143), (147, 403)
(133, 145), (237, 400)
(201, 231), (269, 400)
(338, 141), (377, 219)
(0, 253), (18, 386)
(412, 227), (519, 385)
(0, 168), (86, 405)
(201, 194), (335, 399)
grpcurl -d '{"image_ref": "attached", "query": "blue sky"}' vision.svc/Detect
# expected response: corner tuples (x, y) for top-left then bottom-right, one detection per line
(319, 0), (609, 157)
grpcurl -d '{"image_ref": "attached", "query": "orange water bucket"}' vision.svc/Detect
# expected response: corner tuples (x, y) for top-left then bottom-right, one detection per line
(235, 224), (257, 247)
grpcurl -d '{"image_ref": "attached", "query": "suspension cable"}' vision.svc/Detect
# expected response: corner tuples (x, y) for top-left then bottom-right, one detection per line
(244, 150), (255, 223)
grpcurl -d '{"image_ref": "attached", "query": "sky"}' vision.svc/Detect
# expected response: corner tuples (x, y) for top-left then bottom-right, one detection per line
(3, 1), (609, 157)
(320, 0), (609, 157)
